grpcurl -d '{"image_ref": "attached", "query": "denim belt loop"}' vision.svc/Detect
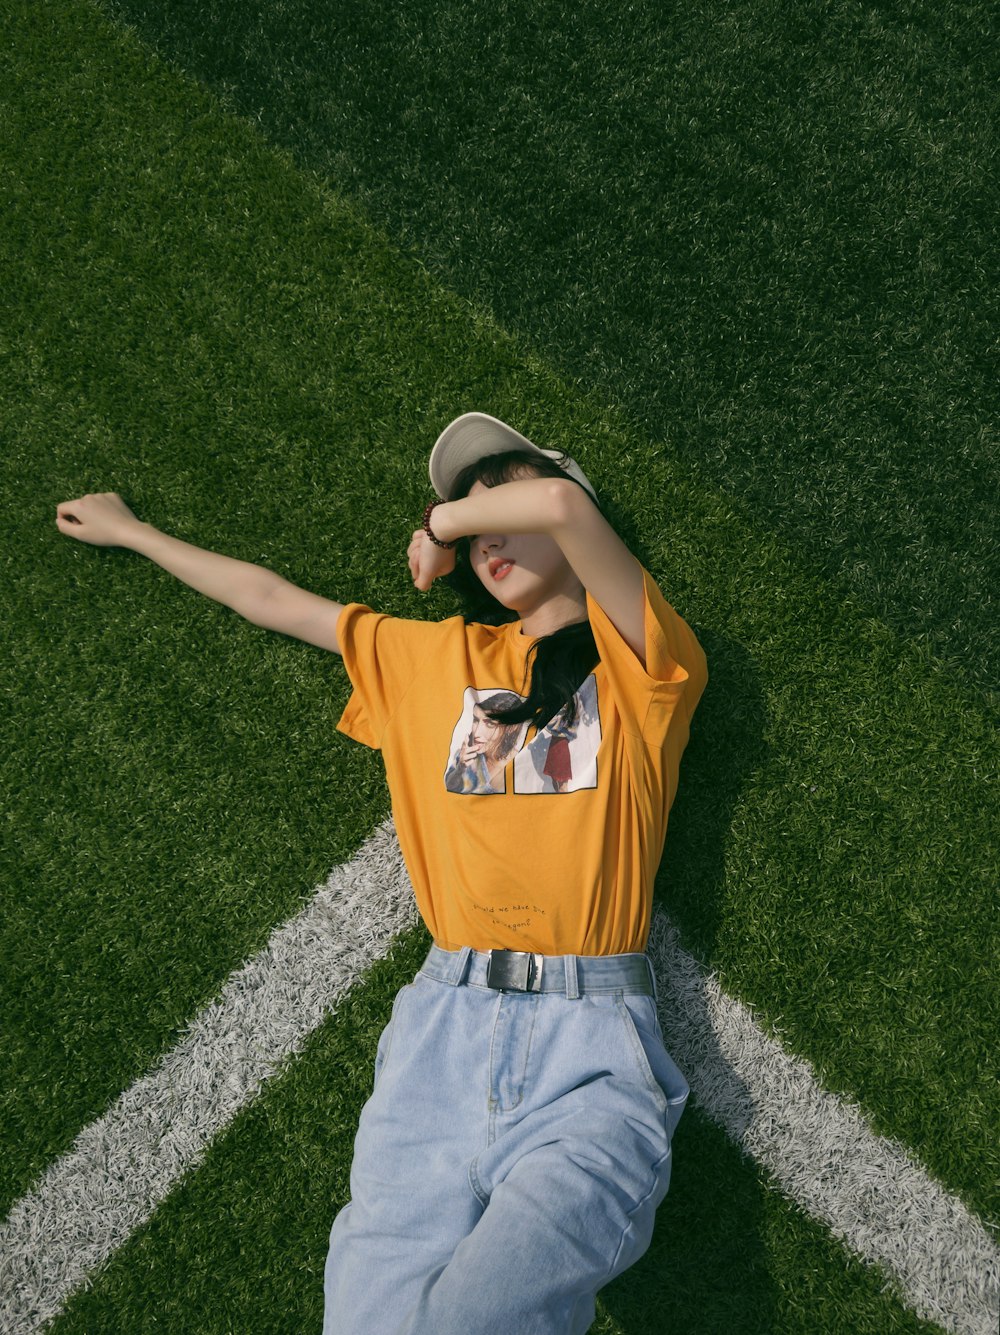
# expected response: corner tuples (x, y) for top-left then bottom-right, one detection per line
(644, 955), (659, 1007)
(563, 955), (581, 1000)
(454, 945), (473, 986)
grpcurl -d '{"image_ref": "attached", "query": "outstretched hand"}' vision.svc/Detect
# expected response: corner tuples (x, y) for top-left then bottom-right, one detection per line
(407, 529), (457, 592)
(55, 492), (142, 547)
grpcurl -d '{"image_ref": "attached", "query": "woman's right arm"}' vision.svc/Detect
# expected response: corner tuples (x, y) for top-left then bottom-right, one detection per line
(55, 492), (344, 655)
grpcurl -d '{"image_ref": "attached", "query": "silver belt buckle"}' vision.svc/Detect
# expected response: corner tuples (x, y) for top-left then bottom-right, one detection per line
(486, 950), (542, 992)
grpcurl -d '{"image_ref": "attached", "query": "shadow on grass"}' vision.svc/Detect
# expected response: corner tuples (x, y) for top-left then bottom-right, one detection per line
(654, 626), (770, 964)
(597, 1108), (779, 1335)
(99, 0), (1000, 705)
(593, 629), (780, 1333)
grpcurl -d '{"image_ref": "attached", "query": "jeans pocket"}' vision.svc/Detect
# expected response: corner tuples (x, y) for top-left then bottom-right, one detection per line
(615, 994), (667, 1100)
(615, 993), (691, 1137)
(372, 983), (413, 1091)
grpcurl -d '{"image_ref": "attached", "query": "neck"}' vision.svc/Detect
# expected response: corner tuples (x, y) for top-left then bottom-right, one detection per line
(517, 589), (589, 638)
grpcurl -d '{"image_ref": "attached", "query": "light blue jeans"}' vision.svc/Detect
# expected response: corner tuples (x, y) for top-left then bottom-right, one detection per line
(323, 944), (689, 1335)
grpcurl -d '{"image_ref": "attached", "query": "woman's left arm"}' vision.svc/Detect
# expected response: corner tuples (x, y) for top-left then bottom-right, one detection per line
(431, 477), (568, 542)
(547, 481), (647, 669)
(432, 478), (647, 668)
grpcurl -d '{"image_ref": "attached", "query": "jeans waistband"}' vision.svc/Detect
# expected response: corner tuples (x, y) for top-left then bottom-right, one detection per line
(419, 944), (657, 1000)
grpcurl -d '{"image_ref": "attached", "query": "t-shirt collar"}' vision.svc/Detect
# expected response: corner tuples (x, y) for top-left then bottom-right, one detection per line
(503, 619), (537, 656)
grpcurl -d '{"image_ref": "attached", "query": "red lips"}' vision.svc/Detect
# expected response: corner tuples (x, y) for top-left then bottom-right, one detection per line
(488, 558), (515, 579)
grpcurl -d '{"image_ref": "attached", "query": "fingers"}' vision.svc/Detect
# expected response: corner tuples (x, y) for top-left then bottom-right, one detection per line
(56, 494), (99, 522)
(407, 529), (456, 592)
(408, 529), (430, 591)
(54, 492), (128, 545)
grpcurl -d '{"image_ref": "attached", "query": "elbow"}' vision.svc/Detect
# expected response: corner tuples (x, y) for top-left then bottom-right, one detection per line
(549, 477), (585, 534)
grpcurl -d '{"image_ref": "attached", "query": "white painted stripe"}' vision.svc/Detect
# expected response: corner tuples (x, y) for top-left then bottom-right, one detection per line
(1, 824), (996, 1334)
(0, 819), (419, 1334)
(645, 911), (1000, 1335)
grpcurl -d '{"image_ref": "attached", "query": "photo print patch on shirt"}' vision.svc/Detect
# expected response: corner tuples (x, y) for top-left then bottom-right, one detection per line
(443, 677), (601, 795)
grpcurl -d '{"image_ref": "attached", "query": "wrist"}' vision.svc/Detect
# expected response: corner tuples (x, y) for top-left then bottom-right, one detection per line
(422, 500), (457, 549)
(126, 520), (159, 554)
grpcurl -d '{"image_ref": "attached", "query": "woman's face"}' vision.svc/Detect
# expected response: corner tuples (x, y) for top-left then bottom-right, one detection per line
(470, 704), (503, 757)
(466, 473), (581, 614)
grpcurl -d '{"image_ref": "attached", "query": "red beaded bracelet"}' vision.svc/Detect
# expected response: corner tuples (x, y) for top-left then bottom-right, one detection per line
(422, 500), (457, 549)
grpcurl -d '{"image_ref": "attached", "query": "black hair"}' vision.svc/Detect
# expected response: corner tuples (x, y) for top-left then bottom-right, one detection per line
(440, 447), (603, 735)
(472, 691), (525, 763)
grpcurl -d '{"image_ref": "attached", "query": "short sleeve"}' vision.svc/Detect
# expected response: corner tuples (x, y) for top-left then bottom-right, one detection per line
(335, 603), (448, 750)
(585, 566), (709, 742)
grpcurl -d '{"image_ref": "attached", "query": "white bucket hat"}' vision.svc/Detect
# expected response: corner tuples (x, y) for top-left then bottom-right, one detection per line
(428, 412), (598, 503)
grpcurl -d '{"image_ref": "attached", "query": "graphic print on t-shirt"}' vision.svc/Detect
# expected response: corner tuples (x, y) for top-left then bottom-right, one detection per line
(514, 673), (600, 793)
(444, 689), (527, 794)
(444, 676), (601, 795)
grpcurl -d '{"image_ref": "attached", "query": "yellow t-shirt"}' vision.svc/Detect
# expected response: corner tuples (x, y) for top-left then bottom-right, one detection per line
(336, 565), (708, 956)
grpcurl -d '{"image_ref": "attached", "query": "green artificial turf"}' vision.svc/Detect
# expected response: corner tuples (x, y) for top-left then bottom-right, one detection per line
(50, 924), (943, 1335)
(98, 0), (1000, 706)
(1, 3), (996, 1328)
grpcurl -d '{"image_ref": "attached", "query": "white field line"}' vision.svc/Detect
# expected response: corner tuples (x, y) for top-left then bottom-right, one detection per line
(1, 820), (997, 1334)
(645, 911), (999, 1335)
(0, 819), (419, 1333)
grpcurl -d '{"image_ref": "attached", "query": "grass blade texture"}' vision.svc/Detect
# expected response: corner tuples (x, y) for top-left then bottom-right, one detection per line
(100, 0), (1000, 702)
(2, 2), (995, 1331)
